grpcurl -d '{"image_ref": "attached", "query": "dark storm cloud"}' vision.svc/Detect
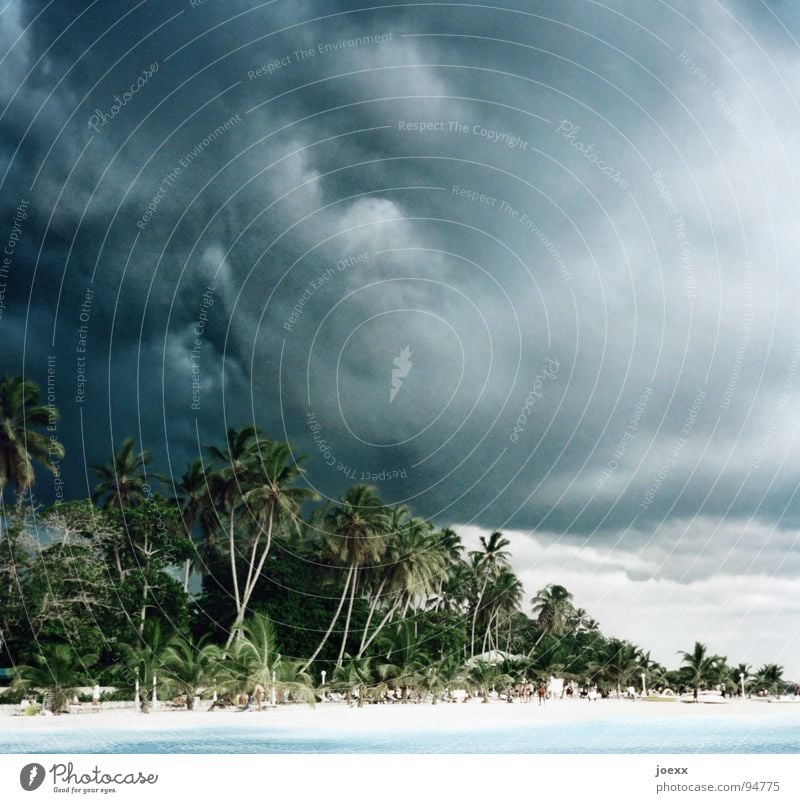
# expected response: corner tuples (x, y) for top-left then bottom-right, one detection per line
(3, 0), (800, 563)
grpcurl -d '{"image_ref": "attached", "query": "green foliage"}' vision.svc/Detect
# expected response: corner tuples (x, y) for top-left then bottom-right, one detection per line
(0, 378), (792, 704)
(14, 643), (98, 713)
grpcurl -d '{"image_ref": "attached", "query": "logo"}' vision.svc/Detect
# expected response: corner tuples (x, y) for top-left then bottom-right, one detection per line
(20, 763), (45, 791)
(389, 346), (413, 403)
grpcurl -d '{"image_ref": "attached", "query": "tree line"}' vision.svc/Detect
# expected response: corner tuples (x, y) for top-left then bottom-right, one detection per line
(0, 374), (790, 711)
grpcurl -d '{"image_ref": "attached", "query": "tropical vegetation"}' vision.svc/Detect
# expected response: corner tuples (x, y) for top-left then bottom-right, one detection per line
(0, 376), (794, 711)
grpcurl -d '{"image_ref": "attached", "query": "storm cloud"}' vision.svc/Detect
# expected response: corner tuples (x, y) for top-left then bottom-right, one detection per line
(2, 0), (799, 674)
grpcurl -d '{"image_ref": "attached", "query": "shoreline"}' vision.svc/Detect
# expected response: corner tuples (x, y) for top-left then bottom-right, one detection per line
(2, 698), (798, 734)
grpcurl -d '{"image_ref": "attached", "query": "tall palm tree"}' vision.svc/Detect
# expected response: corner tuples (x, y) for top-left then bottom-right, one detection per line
(207, 429), (312, 645)
(468, 531), (511, 658)
(172, 458), (216, 592)
(529, 584), (575, 651)
(484, 566), (523, 653)
(231, 440), (314, 642)
(356, 507), (405, 656)
(358, 516), (447, 658)
(206, 426), (261, 632)
(302, 486), (390, 670)
(430, 527), (463, 607)
(91, 438), (151, 509)
(0, 374), (63, 504)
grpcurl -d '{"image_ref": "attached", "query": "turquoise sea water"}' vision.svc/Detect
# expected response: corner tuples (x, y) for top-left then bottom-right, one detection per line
(2, 715), (799, 753)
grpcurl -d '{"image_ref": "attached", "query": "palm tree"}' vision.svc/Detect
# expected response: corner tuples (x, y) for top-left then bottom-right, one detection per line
(468, 531), (511, 658)
(484, 566), (523, 653)
(731, 663), (751, 696)
(91, 438), (151, 509)
(302, 486), (390, 670)
(332, 654), (375, 706)
(232, 440), (314, 640)
(357, 512), (449, 657)
(679, 641), (722, 696)
(207, 429), (312, 646)
(0, 374), (63, 504)
(467, 660), (512, 703)
(356, 506), (406, 657)
(754, 663), (784, 696)
(172, 458), (216, 592)
(589, 639), (641, 697)
(430, 527), (463, 607)
(161, 637), (222, 709)
(14, 643), (97, 713)
(118, 619), (170, 712)
(375, 619), (427, 698)
(206, 426), (261, 635)
(529, 584), (575, 652)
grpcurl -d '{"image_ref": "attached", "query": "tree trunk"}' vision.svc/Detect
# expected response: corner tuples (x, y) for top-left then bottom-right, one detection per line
(337, 566), (358, 666)
(359, 577), (386, 654)
(224, 511), (243, 647)
(357, 597), (401, 657)
(228, 509), (275, 647)
(300, 565), (354, 673)
(470, 575), (489, 659)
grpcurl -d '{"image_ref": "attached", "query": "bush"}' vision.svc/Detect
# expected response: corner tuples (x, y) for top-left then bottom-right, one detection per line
(0, 688), (27, 705)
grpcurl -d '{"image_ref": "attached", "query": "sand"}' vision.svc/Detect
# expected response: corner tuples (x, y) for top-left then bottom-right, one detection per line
(2, 697), (797, 735)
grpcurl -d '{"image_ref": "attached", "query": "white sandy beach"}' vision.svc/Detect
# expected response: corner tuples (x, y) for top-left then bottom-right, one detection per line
(2, 698), (797, 735)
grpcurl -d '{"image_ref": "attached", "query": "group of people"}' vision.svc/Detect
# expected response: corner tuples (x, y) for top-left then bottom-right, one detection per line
(508, 681), (599, 703)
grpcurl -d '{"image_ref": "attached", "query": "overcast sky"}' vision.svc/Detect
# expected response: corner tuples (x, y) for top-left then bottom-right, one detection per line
(2, 0), (799, 677)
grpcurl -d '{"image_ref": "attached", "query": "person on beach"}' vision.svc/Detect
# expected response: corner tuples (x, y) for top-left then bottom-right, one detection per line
(537, 683), (546, 705)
